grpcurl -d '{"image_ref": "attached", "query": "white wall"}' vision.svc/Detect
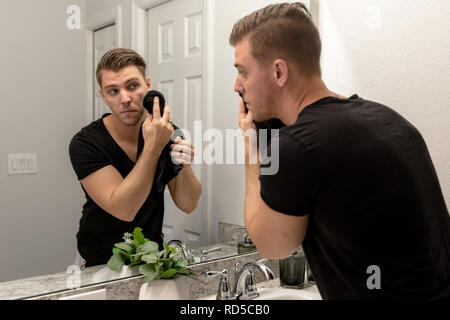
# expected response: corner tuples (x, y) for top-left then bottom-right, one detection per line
(0, 0), (87, 281)
(319, 0), (450, 208)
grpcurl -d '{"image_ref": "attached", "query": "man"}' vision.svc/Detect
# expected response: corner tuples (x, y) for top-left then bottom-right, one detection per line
(231, 3), (449, 299)
(69, 48), (202, 267)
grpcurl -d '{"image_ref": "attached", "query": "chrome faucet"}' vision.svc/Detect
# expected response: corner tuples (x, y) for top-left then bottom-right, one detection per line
(206, 269), (238, 300)
(208, 259), (275, 300)
(234, 260), (276, 300)
(167, 239), (195, 263)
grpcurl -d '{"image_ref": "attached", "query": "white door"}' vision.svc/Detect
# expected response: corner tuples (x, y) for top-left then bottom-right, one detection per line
(93, 24), (117, 120)
(147, 0), (205, 248)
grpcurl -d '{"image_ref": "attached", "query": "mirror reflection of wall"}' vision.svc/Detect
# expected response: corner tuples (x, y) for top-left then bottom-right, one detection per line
(1, 0), (449, 292)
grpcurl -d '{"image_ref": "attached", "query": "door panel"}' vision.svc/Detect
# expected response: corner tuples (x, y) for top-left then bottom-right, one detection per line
(147, 0), (205, 248)
(93, 24), (116, 120)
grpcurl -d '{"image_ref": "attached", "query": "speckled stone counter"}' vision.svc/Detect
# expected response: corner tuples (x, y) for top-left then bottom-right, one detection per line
(27, 251), (279, 300)
(0, 222), (267, 300)
(0, 265), (110, 300)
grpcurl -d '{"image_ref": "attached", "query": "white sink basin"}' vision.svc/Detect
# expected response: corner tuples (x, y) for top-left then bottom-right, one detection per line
(198, 284), (322, 300)
(254, 287), (321, 300)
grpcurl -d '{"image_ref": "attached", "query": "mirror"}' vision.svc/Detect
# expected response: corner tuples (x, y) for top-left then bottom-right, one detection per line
(2, 0), (449, 300)
(0, 0), (271, 299)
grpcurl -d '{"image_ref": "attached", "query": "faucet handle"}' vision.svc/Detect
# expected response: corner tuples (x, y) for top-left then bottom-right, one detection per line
(200, 246), (222, 261)
(206, 269), (237, 300)
(244, 269), (259, 299)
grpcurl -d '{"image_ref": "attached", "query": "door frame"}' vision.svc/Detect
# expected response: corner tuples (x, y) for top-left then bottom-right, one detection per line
(131, 0), (214, 244)
(85, 6), (123, 124)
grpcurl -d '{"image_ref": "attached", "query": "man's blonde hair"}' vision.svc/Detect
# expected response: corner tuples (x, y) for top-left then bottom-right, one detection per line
(229, 2), (321, 77)
(96, 48), (147, 88)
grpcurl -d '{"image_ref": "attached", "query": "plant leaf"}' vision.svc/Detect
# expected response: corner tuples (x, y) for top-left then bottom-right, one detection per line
(107, 253), (127, 271)
(139, 263), (156, 275)
(174, 260), (188, 268)
(133, 227), (146, 247)
(162, 234), (170, 254)
(158, 258), (174, 270)
(142, 272), (158, 284)
(128, 261), (144, 268)
(141, 253), (159, 264)
(112, 247), (123, 256)
(114, 242), (132, 253)
(159, 268), (178, 279)
(176, 267), (192, 275)
(137, 241), (159, 254)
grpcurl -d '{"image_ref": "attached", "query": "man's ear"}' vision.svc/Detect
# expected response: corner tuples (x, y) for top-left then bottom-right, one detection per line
(273, 59), (288, 87)
(146, 77), (152, 90)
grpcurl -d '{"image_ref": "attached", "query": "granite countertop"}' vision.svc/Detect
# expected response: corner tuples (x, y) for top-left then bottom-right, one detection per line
(0, 265), (110, 300)
(0, 224), (269, 300)
(0, 242), (241, 300)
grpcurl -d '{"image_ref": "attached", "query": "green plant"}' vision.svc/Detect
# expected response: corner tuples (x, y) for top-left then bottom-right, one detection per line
(107, 227), (194, 283)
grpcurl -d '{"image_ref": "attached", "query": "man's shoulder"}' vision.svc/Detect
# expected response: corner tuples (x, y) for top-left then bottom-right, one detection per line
(69, 117), (107, 153)
(72, 117), (106, 140)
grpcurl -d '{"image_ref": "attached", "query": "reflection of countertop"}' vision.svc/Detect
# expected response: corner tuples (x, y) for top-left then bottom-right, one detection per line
(0, 243), (242, 300)
(191, 243), (239, 264)
(0, 265), (110, 300)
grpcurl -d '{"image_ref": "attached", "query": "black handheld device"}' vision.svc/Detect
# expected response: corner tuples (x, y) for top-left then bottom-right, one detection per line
(143, 90), (166, 116)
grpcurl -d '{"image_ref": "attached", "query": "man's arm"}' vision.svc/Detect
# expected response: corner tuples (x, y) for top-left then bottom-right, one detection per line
(80, 98), (173, 222)
(167, 137), (202, 213)
(244, 157), (308, 259)
(80, 148), (161, 222)
(167, 165), (202, 213)
(239, 100), (308, 259)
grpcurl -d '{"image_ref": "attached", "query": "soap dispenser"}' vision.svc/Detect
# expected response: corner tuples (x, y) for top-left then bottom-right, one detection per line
(237, 233), (257, 254)
(279, 246), (306, 288)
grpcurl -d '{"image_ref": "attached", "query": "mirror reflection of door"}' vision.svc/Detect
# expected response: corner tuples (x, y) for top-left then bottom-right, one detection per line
(93, 24), (116, 120)
(147, 0), (206, 248)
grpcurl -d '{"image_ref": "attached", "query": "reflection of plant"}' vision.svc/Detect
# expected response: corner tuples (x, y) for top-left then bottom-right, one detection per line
(107, 227), (194, 283)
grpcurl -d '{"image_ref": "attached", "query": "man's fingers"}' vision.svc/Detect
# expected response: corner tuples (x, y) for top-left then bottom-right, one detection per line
(171, 145), (191, 155)
(170, 151), (192, 163)
(162, 104), (171, 122)
(144, 113), (153, 125)
(239, 99), (247, 118)
(153, 97), (161, 120)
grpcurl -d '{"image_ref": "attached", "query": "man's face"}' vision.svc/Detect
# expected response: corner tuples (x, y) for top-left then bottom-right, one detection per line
(99, 65), (151, 126)
(234, 37), (277, 122)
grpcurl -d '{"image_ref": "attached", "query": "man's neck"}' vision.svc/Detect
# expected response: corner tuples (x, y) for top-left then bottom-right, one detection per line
(104, 113), (145, 144)
(278, 77), (346, 125)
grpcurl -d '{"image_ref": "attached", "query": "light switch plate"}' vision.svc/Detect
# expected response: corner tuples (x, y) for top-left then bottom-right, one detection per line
(8, 154), (37, 175)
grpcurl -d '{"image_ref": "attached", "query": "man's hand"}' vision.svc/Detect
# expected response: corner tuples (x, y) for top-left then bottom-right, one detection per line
(142, 96), (173, 155)
(238, 99), (256, 133)
(238, 99), (258, 164)
(170, 136), (194, 167)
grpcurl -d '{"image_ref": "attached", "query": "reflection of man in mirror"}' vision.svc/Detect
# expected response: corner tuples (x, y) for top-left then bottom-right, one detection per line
(231, 3), (449, 299)
(69, 48), (202, 268)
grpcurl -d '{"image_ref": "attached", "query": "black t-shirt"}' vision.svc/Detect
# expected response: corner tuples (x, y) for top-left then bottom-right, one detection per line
(69, 114), (178, 267)
(260, 94), (450, 299)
